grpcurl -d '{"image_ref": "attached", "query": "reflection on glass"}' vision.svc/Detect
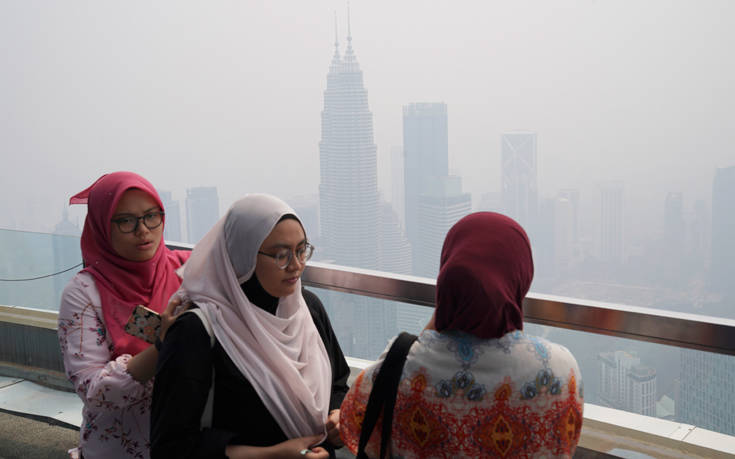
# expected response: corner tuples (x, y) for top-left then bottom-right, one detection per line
(0, 229), (81, 310)
(311, 284), (735, 438)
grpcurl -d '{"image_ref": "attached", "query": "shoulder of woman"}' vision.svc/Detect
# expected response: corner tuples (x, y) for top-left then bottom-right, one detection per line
(547, 340), (580, 365)
(522, 335), (581, 372)
(163, 307), (214, 352)
(172, 306), (209, 333)
(301, 287), (319, 302)
(301, 288), (325, 311)
(60, 272), (100, 310)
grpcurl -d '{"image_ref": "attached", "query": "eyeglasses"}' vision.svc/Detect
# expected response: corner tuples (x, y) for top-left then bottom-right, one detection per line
(111, 211), (165, 234)
(258, 243), (314, 270)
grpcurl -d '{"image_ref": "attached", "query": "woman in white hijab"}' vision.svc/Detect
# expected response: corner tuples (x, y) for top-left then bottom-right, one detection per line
(151, 194), (350, 459)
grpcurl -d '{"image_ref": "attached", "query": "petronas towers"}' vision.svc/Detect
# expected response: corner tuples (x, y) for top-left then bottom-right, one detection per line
(318, 22), (381, 270)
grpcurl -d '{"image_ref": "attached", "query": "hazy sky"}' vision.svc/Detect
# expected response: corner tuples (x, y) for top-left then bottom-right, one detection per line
(2, 0), (733, 237)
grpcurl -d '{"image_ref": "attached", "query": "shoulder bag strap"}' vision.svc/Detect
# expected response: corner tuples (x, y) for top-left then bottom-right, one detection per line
(357, 332), (418, 459)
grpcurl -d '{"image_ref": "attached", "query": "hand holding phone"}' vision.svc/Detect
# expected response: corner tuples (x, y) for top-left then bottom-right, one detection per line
(124, 305), (162, 344)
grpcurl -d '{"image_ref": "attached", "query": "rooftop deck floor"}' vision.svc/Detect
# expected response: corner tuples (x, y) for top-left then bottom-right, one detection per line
(1, 374), (730, 459)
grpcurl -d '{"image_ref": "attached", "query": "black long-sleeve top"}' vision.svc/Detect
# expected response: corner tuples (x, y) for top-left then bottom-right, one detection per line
(151, 278), (350, 459)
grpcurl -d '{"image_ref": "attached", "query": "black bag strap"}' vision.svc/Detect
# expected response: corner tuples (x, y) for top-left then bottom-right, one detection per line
(357, 332), (418, 459)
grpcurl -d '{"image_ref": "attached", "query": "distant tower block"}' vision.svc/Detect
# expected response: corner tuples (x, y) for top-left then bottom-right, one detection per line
(186, 187), (219, 244)
(501, 131), (538, 232)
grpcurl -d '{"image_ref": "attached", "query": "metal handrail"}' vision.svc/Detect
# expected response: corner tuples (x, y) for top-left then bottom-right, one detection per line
(167, 244), (735, 356)
(301, 261), (735, 356)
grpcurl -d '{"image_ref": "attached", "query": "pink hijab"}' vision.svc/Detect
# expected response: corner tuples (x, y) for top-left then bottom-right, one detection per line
(434, 212), (534, 339)
(70, 172), (190, 358)
(181, 194), (331, 439)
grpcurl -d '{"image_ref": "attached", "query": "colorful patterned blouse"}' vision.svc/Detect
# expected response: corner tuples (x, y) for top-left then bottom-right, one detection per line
(58, 273), (153, 459)
(340, 329), (584, 458)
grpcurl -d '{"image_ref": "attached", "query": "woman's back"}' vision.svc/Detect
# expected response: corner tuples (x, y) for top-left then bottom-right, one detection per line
(341, 329), (583, 458)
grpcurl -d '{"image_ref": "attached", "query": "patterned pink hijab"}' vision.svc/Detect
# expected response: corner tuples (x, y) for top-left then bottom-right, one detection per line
(435, 212), (534, 339)
(70, 172), (190, 358)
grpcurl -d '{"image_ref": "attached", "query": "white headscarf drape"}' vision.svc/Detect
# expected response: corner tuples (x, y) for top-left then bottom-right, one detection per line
(181, 194), (332, 439)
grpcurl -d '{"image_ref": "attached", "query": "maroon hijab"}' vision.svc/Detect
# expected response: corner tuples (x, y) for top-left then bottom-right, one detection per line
(434, 212), (534, 339)
(70, 172), (190, 358)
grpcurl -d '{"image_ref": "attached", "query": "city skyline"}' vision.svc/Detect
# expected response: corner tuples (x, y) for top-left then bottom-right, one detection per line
(1, 1), (732, 245)
(1, 1), (734, 441)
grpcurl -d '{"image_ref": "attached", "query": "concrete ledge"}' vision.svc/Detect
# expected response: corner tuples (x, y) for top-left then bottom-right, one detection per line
(0, 305), (58, 330)
(0, 362), (72, 392)
(580, 404), (735, 458)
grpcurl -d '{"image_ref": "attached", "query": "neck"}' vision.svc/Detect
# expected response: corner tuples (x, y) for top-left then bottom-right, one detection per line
(241, 274), (278, 314)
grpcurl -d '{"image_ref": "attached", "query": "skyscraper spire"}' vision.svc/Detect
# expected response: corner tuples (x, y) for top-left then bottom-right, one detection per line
(342, 2), (359, 72)
(347, 1), (352, 44)
(329, 10), (342, 73)
(334, 10), (339, 51)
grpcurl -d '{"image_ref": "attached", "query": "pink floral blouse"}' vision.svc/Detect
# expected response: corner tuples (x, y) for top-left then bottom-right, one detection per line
(58, 272), (153, 459)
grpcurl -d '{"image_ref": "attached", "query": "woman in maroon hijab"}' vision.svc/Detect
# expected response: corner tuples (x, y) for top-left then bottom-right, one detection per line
(340, 212), (584, 458)
(58, 172), (190, 459)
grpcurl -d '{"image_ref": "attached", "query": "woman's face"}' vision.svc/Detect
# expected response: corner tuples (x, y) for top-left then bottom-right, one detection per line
(109, 189), (163, 262)
(255, 218), (307, 298)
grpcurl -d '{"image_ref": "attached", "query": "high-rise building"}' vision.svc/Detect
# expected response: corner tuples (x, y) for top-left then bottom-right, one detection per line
(599, 182), (624, 262)
(318, 19), (379, 269)
(557, 189), (580, 244)
(415, 176), (472, 278)
(501, 131), (538, 232)
(599, 350), (639, 408)
(52, 208), (81, 303)
(710, 166), (735, 296)
(158, 190), (182, 243)
(53, 208), (81, 237)
(535, 197), (556, 275)
(403, 102), (449, 256)
(628, 365), (657, 417)
(554, 190), (580, 270)
(402, 103), (471, 277)
(687, 199), (709, 268)
(390, 145), (405, 230)
(316, 16), (394, 360)
(664, 192), (684, 249)
(680, 349), (735, 435)
(378, 203), (412, 275)
(396, 302), (434, 336)
(186, 187), (219, 244)
(476, 192), (502, 213)
(289, 194), (320, 247)
(598, 350), (657, 416)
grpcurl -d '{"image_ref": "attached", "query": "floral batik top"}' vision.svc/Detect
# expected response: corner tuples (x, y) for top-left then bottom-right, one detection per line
(340, 329), (584, 458)
(58, 273), (153, 459)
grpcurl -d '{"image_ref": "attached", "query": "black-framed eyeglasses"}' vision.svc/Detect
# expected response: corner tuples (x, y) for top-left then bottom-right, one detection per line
(111, 211), (165, 234)
(258, 242), (314, 270)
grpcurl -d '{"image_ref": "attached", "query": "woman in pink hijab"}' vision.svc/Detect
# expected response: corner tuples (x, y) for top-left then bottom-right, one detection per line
(58, 171), (190, 459)
(340, 212), (584, 458)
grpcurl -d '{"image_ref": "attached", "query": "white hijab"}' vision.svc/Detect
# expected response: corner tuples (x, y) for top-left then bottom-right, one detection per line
(181, 194), (332, 439)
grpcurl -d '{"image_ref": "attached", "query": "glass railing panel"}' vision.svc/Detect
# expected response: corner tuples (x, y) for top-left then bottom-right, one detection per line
(524, 322), (735, 438)
(0, 229), (81, 311)
(308, 283), (735, 438)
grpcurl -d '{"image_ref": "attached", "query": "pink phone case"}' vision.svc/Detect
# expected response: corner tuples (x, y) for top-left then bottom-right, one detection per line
(124, 305), (161, 344)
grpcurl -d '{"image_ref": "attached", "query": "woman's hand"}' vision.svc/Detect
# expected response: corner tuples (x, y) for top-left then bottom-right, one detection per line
(326, 409), (343, 447)
(159, 295), (188, 341)
(275, 435), (329, 459)
(225, 434), (329, 459)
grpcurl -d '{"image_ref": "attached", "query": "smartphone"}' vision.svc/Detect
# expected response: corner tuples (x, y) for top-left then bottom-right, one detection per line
(124, 304), (161, 344)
